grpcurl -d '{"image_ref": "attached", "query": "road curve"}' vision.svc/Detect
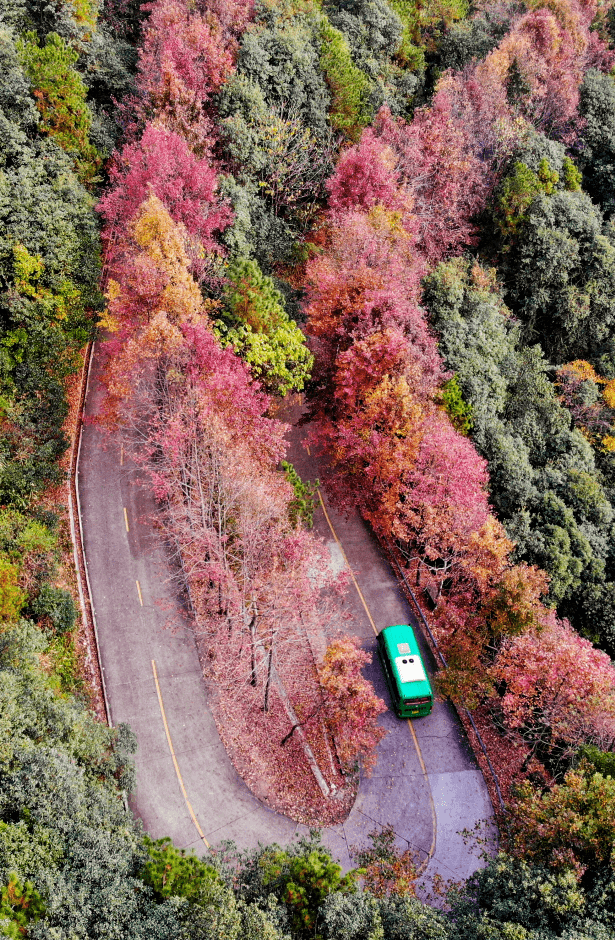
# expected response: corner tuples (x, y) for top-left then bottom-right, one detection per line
(282, 401), (495, 885)
(78, 342), (494, 882)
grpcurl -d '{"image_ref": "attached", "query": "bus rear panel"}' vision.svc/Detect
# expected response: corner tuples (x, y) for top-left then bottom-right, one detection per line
(377, 624), (433, 718)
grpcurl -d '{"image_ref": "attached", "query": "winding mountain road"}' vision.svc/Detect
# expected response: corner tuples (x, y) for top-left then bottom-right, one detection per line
(78, 342), (494, 884)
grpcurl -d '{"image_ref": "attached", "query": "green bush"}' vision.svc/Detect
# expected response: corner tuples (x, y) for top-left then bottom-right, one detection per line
(229, 833), (359, 938)
(31, 583), (76, 634)
(322, 0), (415, 117)
(574, 743), (615, 778)
(281, 461), (319, 528)
(579, 69), (615, 217)
(140, 837), (222, 903)
(0, 557), (25, 623)
(0, 873), (45, 939)
(440, 375), (473, 435)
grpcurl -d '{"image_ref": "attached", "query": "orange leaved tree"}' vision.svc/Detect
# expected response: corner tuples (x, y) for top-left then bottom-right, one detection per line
(318, 635), (386, 774)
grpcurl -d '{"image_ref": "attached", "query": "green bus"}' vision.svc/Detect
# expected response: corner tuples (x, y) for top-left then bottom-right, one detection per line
(377, 624), (433, 718)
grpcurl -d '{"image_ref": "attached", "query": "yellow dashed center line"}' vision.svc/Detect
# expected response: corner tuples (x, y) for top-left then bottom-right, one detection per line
(407, 718), (438, 873)
(121, 454), (208, 848)
(120, 444), (124, 466)
(315, 477), (437, 873)
(152, 660), (209, 847)
(317, 490), (377, 634)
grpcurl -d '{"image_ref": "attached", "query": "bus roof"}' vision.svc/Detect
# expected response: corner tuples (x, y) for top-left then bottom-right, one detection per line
(379, 624), (433, 698)
(380, 624), (420, 656)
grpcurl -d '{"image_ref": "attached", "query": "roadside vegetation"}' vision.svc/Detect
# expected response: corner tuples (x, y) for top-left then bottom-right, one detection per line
(4, 0), (615, 934)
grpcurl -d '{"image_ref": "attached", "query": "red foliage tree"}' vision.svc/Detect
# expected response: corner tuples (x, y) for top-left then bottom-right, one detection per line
(304, 208), (433, 405)
(135, 0), (235, 153)
(327, 131), (402, 215)
(375, 100), (488, 262)
(430, 557), (549, 703)
(328, 101), (488, 264)
(325, 0), (613, 272)
(493, 618), (615, 759)
(313, 328), (428, 527)
(100, 196), (277, 447)
(474, 0), (612, 143)
(99, 123), (232, 261)
(99, 194), (210, 421)
(393, 410), (492, 561)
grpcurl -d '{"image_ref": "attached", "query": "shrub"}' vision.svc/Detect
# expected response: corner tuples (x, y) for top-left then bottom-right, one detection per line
(440, 375), (473, 435)
(281, 461), (319, 528)
(31, 583), (76, 634)
(0, 558), (25, 623)
(140, 837), (222, 903)
(242, 837), (359, 938)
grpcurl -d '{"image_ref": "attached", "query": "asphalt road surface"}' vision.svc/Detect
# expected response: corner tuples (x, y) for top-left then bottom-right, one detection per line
(78, 343), (494, 886)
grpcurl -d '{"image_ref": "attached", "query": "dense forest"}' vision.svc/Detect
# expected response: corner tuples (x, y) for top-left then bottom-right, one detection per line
(3, 0), (615, 935)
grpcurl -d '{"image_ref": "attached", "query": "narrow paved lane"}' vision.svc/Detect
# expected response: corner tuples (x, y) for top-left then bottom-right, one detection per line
(79, 345), (303, 853)
(283, 402), (495, 883)
(79, 343), (493, 882)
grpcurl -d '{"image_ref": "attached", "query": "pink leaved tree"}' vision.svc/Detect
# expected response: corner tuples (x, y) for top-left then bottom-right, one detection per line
(328, 101), (488, 265)
(135, 0), (235, 153)
(327, 130), (402, 215)
(310, 328), (432, 526)
(393, 410), (492, 569)
(493, 618), (615, 764)
(99, 123), (232, 271)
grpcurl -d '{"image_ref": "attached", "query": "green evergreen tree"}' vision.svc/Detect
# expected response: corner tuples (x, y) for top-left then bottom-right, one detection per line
(318, 18), (372, 138)
(215, 259), (313, 395)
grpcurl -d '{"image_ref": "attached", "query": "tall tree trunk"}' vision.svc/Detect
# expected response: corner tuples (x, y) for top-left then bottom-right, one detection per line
(264, 638), (275, 712)
(249, 610), (257, 686)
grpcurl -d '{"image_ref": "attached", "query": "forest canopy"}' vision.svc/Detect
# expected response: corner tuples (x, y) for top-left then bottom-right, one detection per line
(4, 0), (615, 934)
